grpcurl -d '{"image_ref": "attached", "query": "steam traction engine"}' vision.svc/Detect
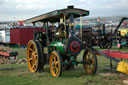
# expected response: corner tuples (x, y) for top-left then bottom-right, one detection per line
(26, 6), (97, 77)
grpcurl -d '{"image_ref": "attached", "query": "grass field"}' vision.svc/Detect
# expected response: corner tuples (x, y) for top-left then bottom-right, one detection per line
(0, 47), (128, 85)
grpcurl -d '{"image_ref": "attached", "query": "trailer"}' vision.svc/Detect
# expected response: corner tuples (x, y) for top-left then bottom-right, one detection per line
(10, 27), (44, 46)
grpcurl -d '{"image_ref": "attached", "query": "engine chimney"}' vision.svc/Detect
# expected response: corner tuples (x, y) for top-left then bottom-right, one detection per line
(67, 5), (74, 9)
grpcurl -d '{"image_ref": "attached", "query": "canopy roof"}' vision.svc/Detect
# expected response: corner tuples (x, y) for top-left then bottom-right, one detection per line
(25, 6), (89, 23)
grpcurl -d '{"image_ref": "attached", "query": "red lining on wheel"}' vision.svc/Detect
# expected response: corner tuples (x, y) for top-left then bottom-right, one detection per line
(70, 41), (80, 53)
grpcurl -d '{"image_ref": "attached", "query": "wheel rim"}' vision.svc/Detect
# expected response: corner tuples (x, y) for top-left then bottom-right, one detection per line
(49, 51), (61, 77)
(27, 41), (38, 72)
(103, 42), (112, 48)
(83, 49), (97, 74)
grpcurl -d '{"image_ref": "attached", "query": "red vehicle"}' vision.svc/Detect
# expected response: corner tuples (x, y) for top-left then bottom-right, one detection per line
(10, 27), (44, 46)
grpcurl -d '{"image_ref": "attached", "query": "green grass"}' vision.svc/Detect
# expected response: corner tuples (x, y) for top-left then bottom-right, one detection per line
(0, 47), (128, 85)
(13, 48), (27, 59)
(0, 64), (126, 85)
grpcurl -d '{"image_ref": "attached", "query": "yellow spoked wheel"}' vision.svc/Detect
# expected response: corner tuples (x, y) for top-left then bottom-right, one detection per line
(27, 40), (44, 72)
(83, 48), (97, 75)
(49, 51), (62, 77)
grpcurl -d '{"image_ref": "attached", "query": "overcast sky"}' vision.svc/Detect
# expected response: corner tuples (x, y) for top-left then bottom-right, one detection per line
(0, 0), (128, 21)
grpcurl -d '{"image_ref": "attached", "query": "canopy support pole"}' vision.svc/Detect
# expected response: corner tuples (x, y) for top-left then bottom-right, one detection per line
(33, 22), (36, 40)
(80, 15), (82, 40)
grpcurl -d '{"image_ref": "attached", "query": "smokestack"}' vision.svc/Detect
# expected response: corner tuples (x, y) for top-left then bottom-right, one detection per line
(67, 5), (74, 9)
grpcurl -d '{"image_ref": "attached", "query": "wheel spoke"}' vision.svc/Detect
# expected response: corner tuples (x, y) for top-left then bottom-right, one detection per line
(32, 61), (37, 69)
(33, 53), (38, 58)
(53, 56), (56, 62)
(87, 53), (90, 59)
(29, 48), (34, 52)
(89, 53), (92, 57)
(55, 61), (59, 66)
(52, 66), (55, 69)
(55, 67), (59, 74)
(33, 49), (37, 55)
(91, 59), (95, 64)
(34, 54), (38, 58)
(32, 50), (37, 58)
(32, 52), (35, 57)
(90, 65), (94, 70)
(32, 64), (35, 70)
(85, 59), (89, 63)
(29, 57), (33, 61)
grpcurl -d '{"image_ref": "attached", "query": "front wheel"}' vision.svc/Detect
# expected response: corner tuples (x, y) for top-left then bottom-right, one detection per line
(83, 48), (97, 75)
(49, 51), (63, 77)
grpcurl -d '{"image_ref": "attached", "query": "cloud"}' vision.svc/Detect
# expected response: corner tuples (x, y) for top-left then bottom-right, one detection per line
(15, 0), (45, 10)
(0, 0), (6, 5)
(0, 0), (128, 21)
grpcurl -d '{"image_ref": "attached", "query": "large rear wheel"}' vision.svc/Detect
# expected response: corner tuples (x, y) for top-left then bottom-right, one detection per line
(49, 51), (62, 77)
(27, 40), (44, 72)
(83, 48), (97, 74)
